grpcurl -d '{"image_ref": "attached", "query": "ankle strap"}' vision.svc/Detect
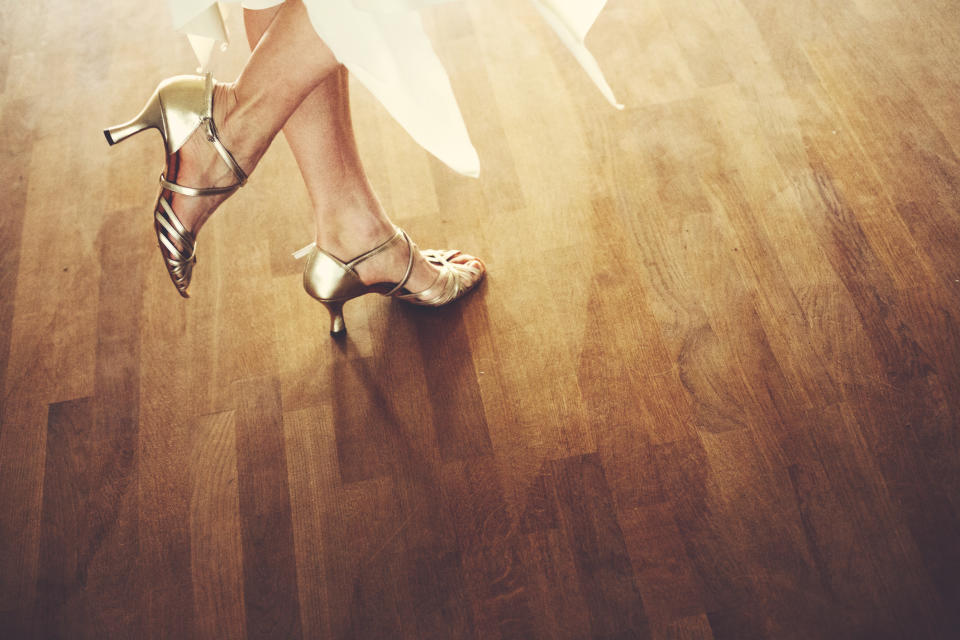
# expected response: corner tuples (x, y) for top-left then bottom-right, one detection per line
(342, 228), (404, 269)
(382, 230), (415, 297)
(160, 174), (242, 197)
(291, 233), (402, 264)
(203, 116), (248, 187)
(159, 113), (248, 197)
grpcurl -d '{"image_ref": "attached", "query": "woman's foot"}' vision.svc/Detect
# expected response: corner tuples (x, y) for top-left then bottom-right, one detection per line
(316, 216), (483, 295)
(301, 222), (485, 336)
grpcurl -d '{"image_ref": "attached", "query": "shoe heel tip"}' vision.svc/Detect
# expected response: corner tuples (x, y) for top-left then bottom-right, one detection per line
(103, 129), (115, 145)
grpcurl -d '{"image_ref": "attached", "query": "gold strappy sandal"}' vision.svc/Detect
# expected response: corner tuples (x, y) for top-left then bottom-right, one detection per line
(103, 74), (247, 297)
(294, 228), (485, 336)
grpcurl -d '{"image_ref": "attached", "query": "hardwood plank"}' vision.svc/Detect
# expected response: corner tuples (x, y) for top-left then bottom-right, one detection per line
(701, 427), (840, 638)
(190, 410), (246, 640)
(622, 503), (707, 629)
(652, 438), (757, 635)
(0, 96), (42, 638)
(441, 457), (535, 639)
(653, 613), (715, 640)
(551, 453), (650, 638)
(520, 529), (593, 640)
(282, 405), (338, 639)
(329, 352), (424, 484)
(36, 396), (140, 639)
(234, 376), (302, 639)
(322, 476), (408, 639)
(396, 544), (473, 640)
(415, 306), (493, 461)
(0, 400), (46, 638)
(0, 98), (33, 403)
(781, 407), (914, 636)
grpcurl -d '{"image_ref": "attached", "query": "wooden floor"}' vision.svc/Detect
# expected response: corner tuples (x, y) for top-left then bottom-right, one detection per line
(2, 0), (960, 637)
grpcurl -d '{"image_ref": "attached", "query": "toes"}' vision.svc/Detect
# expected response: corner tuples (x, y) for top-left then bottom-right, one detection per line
(423, 250), (485, 276)
(453, 253), (485, 276)
(453, 252), (484, 269)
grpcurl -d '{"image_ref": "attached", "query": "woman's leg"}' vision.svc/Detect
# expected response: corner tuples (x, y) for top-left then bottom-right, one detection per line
(242, 6), (477, 292)
(167, 0), (340, 236)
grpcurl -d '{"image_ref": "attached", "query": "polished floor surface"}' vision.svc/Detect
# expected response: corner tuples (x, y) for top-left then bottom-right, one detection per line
(2, 0), (959, 638)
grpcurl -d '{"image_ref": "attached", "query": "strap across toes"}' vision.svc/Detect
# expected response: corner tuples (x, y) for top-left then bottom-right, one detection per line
(397, 248), (485, 306)
(154, 197), (197, 297)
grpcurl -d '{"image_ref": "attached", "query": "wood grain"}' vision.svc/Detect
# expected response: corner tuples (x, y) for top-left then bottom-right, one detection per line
(2, 0), (960, 637)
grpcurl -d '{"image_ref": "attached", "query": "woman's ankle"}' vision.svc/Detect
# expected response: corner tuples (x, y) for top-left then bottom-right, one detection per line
(316, 217), (396, 260)
(314, 214), (444, 290)
(214, 82), (268, 175)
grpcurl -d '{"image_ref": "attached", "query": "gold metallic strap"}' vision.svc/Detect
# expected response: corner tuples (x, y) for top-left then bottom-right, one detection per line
(396, 249), (482, 305)
(383, 230), (416, 297)
(157, 109), (247, 197)
(159, 175), (241, 197)
(203, 116), (248, 186)
(294, 227), (407, 274)
(343, 228), (404, 269)
(155, 197), (196, 264)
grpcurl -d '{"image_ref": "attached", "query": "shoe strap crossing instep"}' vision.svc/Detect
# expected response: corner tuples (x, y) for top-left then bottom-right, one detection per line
(159, 117), (247, 197)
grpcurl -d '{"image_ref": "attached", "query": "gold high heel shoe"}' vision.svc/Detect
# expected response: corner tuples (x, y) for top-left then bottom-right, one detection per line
(294, 228), (485, 336)
(103, 74), (247, 297)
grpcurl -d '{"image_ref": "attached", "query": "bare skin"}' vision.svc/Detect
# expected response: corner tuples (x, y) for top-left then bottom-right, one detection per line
(166, 0), (337, 232)
(165, 0), (479, 292)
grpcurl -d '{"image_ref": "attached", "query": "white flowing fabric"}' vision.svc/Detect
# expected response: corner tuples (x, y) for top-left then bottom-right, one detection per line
(167, 0), (621, 177)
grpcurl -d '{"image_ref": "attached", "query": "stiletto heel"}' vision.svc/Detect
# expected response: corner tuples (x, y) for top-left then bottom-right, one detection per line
(103, 74), (247, 297)
(294, 227), (485, 338)
(103, 91), (163, 146)
(321, 300), (346, 336)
